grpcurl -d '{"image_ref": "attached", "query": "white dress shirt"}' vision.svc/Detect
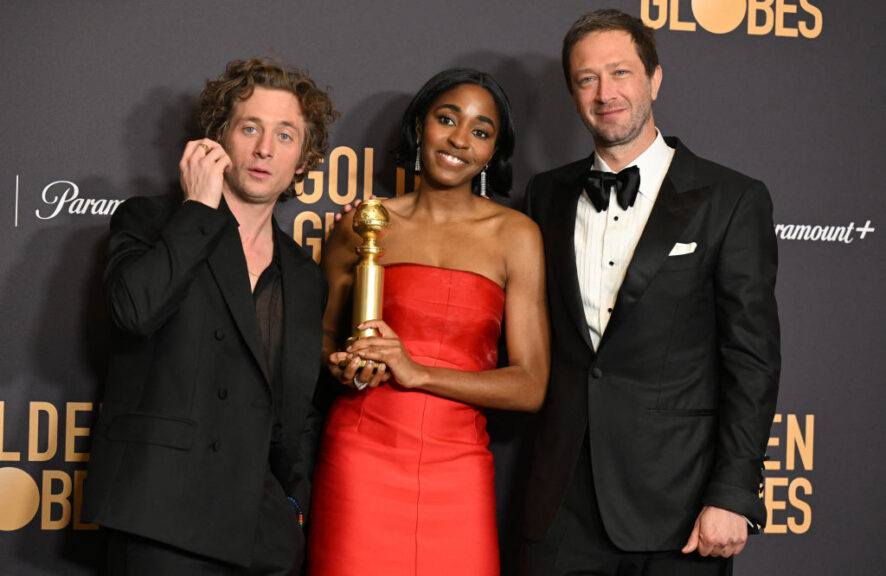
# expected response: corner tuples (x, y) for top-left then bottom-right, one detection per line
(574, 130), (675, 350)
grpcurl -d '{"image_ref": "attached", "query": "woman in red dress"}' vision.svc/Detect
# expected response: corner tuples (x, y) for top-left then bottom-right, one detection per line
(308, 69), (550, 576)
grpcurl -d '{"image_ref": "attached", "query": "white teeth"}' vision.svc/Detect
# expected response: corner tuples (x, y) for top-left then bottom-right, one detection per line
(439, 152), (466, 165)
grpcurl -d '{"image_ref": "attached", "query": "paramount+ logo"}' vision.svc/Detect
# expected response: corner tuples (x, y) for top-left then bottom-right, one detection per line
(641, 0), (822, 38)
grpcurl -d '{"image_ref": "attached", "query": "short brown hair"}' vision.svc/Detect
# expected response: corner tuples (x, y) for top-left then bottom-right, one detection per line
(198, 58), (338, 199)
(562, 9), (659, 92)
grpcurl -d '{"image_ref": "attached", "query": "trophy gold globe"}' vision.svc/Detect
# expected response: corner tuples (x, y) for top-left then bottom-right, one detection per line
(346, 198), (390, 347)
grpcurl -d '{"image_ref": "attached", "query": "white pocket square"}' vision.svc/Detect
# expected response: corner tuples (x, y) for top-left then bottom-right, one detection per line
(668, 242), (697, 256)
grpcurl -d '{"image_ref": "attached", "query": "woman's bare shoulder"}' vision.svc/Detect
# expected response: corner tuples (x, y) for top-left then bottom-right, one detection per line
(489, 202), (540, 238)
(378, 193), (414, 214)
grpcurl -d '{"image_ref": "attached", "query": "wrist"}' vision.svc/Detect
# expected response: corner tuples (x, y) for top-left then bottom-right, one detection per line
(181, 196), (217, 209)
(408, 365), (431, 390)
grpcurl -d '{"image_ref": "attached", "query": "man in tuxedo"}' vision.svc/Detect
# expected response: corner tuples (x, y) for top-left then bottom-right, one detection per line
(520, 9), (780, 575)
(84, 58), (337, 574)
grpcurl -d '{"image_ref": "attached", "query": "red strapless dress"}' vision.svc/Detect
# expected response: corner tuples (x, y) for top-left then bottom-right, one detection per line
(308, 264), (504, 576)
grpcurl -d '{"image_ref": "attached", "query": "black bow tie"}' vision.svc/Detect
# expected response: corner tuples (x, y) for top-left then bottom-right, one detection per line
(584, 165), (641, 212)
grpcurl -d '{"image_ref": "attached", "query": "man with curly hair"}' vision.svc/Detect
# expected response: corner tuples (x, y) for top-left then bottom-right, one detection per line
(84, 58), (338, 574)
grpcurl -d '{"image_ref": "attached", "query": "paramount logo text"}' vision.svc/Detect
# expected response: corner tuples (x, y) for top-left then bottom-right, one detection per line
(775, 220), (875, 243)
(36, 181), (122, 220)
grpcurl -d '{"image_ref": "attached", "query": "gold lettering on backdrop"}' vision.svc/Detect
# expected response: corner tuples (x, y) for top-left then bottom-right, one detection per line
(787, 478), (812, 533)
(41, 470), (72, 530)
(329, 147), (360, 205)
(294, 146), (374, 205)
(0, 402), (22, 461)
(0, 467), (40, 530)
(642, 0), (668, 29)
(65, 403), (92, 462)
(669, 0), (696, 31)
(363, 148), (375, 200)
(786, 413), (813, 470)
(0, 466), (97, 531)
(292, 211), (335, 263)
(763, 477), (790, 534)
(763, 477), (813, 534)
(691, 0), (747, 34)
(292, 147), (379, 263)
(775, 0), (799, 37)
(293, 212), (340, 263)
(395, 167), (420, 197)
(641, 0), (822, 38)
(766, 424), (780, 470)
(29, 402), (57, 462)
(748, 0), (775, 35)
(0, 401), (99, 531)
(798, 0), (822, 37)
(294, 171), (325, 204)
(294, 212), (324, 264)
(750, 0), (822, 37)
(763, 413), (814, 534)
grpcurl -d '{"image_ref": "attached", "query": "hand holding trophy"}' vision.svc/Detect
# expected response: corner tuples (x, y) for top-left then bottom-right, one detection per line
(346, 198), (390, 349)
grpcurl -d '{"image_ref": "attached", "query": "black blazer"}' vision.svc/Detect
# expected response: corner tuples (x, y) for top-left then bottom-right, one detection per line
(522, 138), (780, 551)
(83, 194), (326, 566)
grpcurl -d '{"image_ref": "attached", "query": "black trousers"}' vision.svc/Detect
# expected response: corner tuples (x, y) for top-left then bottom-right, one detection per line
(106, 468), (303, 575)
(520, 433), (731, 576)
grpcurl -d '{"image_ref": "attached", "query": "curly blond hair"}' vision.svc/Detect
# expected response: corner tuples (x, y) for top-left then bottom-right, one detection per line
(198, 58), (338, 200)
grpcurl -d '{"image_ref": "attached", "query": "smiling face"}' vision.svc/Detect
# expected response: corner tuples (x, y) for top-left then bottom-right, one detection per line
(222, 86), (306, 205)
(417, 83), (499, 192)
(569, 30), (662, 159)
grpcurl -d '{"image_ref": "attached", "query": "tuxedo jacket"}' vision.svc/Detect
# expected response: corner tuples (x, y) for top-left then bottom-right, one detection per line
(83, 194), (326, 566)
(522, 137), (780, 551)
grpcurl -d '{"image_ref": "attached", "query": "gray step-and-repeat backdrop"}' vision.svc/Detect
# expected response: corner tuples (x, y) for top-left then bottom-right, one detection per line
(2, 1), (883, 574)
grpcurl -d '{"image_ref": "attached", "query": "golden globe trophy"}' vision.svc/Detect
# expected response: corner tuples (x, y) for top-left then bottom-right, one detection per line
(346, 198), (390, 348)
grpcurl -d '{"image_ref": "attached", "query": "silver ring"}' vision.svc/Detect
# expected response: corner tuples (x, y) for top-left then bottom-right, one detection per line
(352, 374), (368, 390)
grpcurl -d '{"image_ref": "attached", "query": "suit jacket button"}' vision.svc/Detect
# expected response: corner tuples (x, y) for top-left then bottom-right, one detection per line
(214, 329), (225, 341)
(592, 367), (603, 379)
(217, 388), (228, 400)
(211, 440), (221, 452)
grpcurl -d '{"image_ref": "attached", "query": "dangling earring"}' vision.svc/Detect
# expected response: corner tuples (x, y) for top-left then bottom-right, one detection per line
(479, 165), (489, 198)
(414, 143), (422, 172)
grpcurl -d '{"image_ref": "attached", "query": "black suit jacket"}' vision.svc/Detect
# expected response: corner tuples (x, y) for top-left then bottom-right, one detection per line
(83, 194), (326, 566)
(522, 137), (780, 551)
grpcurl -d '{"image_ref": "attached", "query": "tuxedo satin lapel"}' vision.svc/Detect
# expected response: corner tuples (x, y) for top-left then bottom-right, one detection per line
(550, 168), (594, 352)
(208, 222), (270, 383)
(600, 176), (709, 349)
